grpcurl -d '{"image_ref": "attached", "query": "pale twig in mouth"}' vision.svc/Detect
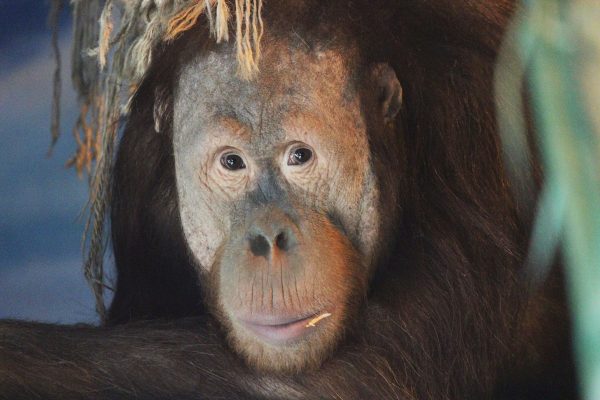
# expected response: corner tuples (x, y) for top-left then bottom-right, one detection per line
(305, 312), (332, 328)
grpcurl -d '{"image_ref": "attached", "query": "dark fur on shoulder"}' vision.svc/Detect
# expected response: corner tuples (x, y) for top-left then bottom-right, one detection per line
(0, 1), (575, 399)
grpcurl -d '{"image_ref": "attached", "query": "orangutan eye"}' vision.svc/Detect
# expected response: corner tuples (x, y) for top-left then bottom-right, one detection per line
(288, 147), (313, 166)
(220, 153), (246, 170)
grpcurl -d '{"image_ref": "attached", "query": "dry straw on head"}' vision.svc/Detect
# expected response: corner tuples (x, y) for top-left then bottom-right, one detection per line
(52, 0), (264, 321)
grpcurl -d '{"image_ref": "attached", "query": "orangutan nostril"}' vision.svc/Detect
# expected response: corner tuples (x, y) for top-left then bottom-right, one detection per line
(249, 233), (270, 257)
(275, 231), (288, 251)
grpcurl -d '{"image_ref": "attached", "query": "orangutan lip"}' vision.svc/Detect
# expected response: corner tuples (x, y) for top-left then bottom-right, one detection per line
(238, 313), (323, 343)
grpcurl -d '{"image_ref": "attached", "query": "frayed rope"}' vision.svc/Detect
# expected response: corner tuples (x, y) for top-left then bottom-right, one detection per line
(166, 0), (263, 79)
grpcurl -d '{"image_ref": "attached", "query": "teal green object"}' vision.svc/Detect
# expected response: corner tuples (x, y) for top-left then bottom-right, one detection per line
(496, 2), (600, 399)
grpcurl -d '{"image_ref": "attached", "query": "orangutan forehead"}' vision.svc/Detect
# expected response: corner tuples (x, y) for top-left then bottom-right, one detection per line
(175, 40), (360, 118)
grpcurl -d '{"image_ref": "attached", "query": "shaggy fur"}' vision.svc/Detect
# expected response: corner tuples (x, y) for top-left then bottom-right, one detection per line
(0, 1), (576, 399)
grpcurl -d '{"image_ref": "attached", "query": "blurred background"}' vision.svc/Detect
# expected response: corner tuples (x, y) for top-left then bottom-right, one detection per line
(0, 0), (97, 323)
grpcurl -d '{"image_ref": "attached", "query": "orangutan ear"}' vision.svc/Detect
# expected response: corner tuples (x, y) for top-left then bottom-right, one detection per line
(371, 63), (403, 124)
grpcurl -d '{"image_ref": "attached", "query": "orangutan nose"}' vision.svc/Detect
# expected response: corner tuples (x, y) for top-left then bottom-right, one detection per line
(248, 214), (296, 258)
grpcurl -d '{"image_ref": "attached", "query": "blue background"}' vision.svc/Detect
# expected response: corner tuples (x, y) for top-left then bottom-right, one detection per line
(0, 0), (99, 324)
